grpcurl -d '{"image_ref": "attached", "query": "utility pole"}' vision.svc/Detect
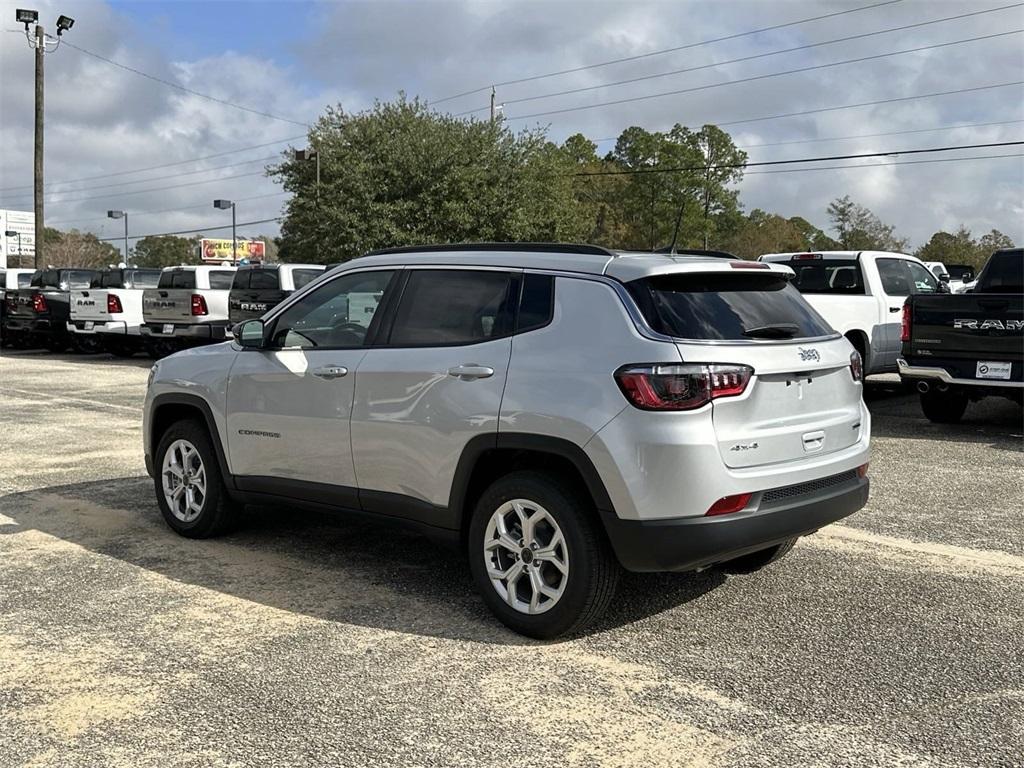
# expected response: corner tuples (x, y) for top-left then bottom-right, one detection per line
(33, 23), (43, 270)
(16, 10), (75, 270)
(213, 200), (237, 262)
(490, 86), (495, 124)
(107, 210), (128, 262)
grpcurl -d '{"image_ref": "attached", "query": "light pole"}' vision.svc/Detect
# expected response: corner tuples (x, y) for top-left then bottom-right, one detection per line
(107, 210), (128, 262)
(15, 9), (75, 270)
(213, 199), (236, 262)
(294, 148), (319, 260)
(4, 230), (23, 268)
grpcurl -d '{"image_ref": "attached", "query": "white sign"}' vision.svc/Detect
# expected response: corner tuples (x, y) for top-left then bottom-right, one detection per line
(0, 209), (35, 269)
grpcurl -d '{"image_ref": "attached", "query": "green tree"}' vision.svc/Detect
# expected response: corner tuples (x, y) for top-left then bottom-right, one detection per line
(977, 229), (1015, 255)
(132, 235), (199, 268)
(270, 96), (591, 263)
(827, 196), (908, 251)
(684, 124), (746, 248)
(914, 227), (1016, 272)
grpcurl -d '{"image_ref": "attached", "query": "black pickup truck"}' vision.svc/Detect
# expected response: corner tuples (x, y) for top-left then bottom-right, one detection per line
(3, 268), (99, 351)
(898, 248), (1023, 423)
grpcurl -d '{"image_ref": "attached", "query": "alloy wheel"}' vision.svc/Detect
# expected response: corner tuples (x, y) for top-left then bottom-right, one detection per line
(161, 439), (208, 523)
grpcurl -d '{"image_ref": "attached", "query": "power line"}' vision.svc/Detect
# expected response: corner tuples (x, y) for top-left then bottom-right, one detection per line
(47, 191), (290, 227)
(0, 134), (304, 193)
(455, 3), (1023, 116)
(95, 217), (283, 243)
(508, 29), (1024, 121)
(743, 151), (1023, 174)
(570, 141), (1024, 177)
(4, 170), (271, 206)
(429, 0), (905, 105)
(734, 119), (1024, 149)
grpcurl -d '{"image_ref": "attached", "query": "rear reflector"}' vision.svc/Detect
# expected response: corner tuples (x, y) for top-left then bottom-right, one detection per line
(615, 363), (753, 411)
(107, 294), (123, 314)
(190, 294), (208, 316)
(857, 463), (869, 478)
(706, 493), (752, 516)
(32, 292), (47, 313)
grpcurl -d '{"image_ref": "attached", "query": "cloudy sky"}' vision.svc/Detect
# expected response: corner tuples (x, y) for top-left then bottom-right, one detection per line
(0, 0), (1021, 258)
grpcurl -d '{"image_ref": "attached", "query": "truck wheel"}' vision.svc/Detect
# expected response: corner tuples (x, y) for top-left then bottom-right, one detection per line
(71, 335), (103, 354)
(44, 336), (67, 353)
(719, 538), (797, 574)
(468, 471), (619, 639)
(104, 339), (137, 358)
(154, 419), (240, 538)
(920, 388), (968, 424)
(146, 340), (179, 359)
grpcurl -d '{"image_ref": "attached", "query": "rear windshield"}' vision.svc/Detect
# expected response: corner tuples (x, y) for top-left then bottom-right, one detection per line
(66, 271), (95, 289)
(97, 271), (124, 289)
(627, 272), (834, 341)
(129, 270), (161, 288)
(209, 270), (235, 290)
(249, 269), (280, 289)
(292, 268), (323, 289)
(158, 271), (196, 289)
(977, 249), (1023, 293)
(780, 258), (865, 295)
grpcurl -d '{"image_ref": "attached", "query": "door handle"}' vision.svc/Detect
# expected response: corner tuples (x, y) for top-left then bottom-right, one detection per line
(311, 365), (348, 380)
(447, 364), (495, 380)
(889, 307), (901, 313)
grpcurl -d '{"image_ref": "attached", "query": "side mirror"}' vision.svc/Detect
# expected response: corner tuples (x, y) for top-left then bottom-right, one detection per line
(938, 273), (949, 283)
(233, 319), (266, 349)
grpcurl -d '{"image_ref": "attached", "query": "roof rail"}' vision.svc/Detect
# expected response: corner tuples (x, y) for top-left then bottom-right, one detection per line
(364, 242), (617, 258)
(652, 246), (739, 260)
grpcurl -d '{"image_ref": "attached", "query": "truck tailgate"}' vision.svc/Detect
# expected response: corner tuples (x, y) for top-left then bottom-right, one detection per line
(143, 289), (193, 323)
(70, 290), (111, 323)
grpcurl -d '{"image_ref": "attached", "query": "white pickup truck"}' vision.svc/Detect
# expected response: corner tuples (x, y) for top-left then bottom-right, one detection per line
(758, 250), (942, 375)
(67, 267), (162, 356)
(141, 265), (236, 357)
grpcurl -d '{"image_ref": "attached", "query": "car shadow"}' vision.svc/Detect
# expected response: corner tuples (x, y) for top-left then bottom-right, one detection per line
(0, 348), (155, 367)
(0, 476), (725, 645)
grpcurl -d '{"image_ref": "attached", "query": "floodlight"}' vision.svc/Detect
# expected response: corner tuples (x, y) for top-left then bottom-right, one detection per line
(16, 8), (38, 26)
(294, 149), (317, 161)
(107, 210), (125, 219)
(55, 14), (74, 34)
(213, 199), (233, 210)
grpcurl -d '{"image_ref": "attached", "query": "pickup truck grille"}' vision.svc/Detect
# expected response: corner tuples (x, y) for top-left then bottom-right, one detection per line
(761, 470), (859, 506)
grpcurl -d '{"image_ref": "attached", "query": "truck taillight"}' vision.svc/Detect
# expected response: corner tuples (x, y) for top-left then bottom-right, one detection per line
(107, 294), (123, 314)
(615, 364), (752, 411)
(900, 302), (911, 342)
(32, 292), (47, 313)
(190, 294), (208, 316)
(849, 350), (863, 382)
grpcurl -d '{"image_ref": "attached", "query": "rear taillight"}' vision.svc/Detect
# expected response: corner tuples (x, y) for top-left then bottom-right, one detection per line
(706, 493), (753, 516)
(900, 302), (911, 342)
(190, 294), (208, 316)
(107, 294), (123, 314)
(615, 364), (752, 411)
(32, 292), (47, 313)
(849, 350), (863, 383)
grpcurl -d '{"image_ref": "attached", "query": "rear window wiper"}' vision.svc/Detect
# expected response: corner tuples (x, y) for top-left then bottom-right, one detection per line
(742, 323), (799, 339)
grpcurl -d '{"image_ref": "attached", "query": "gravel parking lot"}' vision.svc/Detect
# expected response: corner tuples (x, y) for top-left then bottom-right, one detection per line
(1, 350), (1022, 768)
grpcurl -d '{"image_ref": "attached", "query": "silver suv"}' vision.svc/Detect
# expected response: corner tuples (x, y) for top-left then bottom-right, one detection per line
(143, 244), (871, 638)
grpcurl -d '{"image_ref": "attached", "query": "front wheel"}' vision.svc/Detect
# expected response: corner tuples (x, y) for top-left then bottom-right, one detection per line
(468, 471), (619, 639)
(920, 388), (968, 424)
(154, 419), (240, 538)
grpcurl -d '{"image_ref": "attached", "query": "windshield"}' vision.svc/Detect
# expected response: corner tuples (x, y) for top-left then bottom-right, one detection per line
(627, 272), (835, 340)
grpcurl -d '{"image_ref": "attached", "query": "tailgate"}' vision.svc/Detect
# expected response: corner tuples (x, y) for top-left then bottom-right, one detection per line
(143, 289), (192, 323)
(6, 290), (39, 318)
(70, 290), (111, 322)
(685, 339), (865, 469)
(228, 288), (287, 324)
(908, 294), (1023, 359)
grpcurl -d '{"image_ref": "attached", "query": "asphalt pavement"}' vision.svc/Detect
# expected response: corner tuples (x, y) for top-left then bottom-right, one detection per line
(1, 350), (1021, 767)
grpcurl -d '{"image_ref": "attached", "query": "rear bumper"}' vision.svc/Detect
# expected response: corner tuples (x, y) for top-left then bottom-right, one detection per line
(4, 316), (51, 334)
(67, 320), (133, 336)
(897, 357), (1024, 389)
(601, 475), (868, 572)
(141, 322), (231, 340)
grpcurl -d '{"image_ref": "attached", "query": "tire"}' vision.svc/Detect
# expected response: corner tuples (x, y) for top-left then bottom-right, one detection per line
(153, 418), (240, 538)
(920, 388), (968, 424)
(44, 335), (67, 353)
(719, 538), (797, 574)
(71, 335), (104, 354)
(146, 339), (180, 359)
(103, 338), (137, 358)
(468, 471), (619, 639)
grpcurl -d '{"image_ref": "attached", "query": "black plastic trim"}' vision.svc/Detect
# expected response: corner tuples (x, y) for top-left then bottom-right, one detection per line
(149, 393), (234, 488)
(365, 242), (616, 258)
(359, 488), (453, 529)
(600, 477), (869, 572)
(235, 475), (360, 509)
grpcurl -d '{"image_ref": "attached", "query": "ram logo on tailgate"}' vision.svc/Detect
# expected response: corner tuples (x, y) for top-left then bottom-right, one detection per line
(953, 318), (1024, 331)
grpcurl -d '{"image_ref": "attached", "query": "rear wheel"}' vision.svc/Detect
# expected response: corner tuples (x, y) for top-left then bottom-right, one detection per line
(44, 334), (67, 353)
(154, 419), (240, 538)
(468, 471), (619, 639)
(719, 538), (797, 574)
(146, 339), (180, 359)
(103, 338), (137, 358)
(71, 335), (103, 354)
(920, 388), (968, 424)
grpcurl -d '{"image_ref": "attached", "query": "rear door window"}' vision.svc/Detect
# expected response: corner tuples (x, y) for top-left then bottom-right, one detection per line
(208, 271), (235, 290)
(627, 271), (834, 340)
(387, 270), (516, 346)
(100, 271), (125, 289)
(17, 272), (33, 288)
(67, 271), (95, 289)
(782, 259), (865, 295)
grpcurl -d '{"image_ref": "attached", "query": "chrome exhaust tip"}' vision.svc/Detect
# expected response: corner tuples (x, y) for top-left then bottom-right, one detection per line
(917, 381), (930, 393)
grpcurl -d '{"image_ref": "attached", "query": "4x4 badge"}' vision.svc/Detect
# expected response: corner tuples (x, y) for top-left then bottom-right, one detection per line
(798, 347), (820, 362)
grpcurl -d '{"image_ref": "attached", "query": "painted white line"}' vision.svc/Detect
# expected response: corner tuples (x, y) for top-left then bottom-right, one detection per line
(1, 388), (142, 413)
(807, 524), (1024, 577)
(0, 513), (17, 526)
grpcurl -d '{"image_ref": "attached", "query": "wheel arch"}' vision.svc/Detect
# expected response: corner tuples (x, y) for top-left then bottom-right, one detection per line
(844, 328), (871, 370)
(450, 433), (616, 542)
(150, 393), (233, 487)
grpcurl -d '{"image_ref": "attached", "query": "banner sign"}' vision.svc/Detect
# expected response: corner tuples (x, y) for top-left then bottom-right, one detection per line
(200, 238), (266, 263)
